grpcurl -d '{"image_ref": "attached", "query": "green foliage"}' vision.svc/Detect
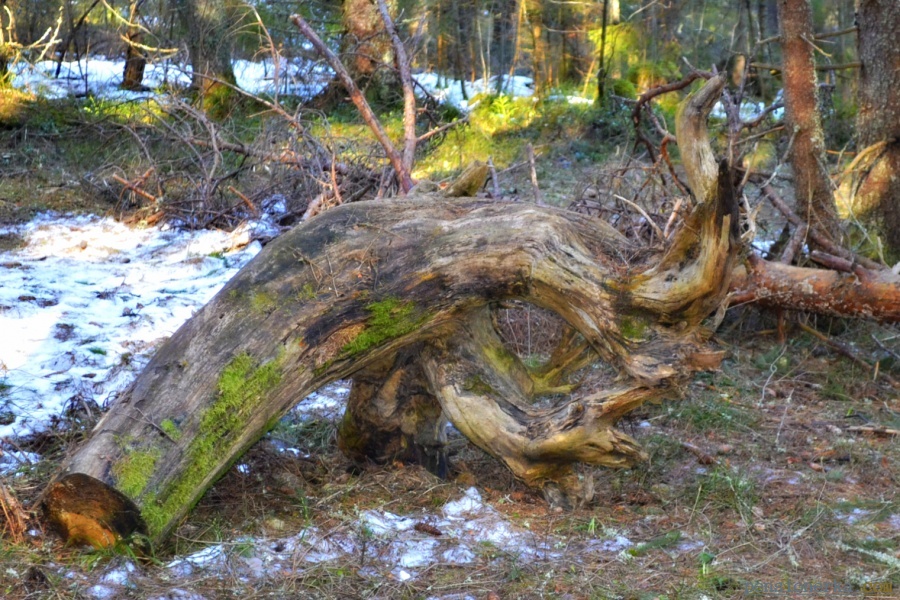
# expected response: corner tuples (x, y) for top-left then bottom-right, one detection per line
(673, 394), (754, 432)
(696, 467), (758, 520)
(610, 78), (637, 100)
(626, 61), (682, 93)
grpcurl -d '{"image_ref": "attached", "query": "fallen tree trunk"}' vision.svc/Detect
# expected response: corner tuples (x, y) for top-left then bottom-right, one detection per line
(40, 75), (738, 548)
(729, 253), (900, 322)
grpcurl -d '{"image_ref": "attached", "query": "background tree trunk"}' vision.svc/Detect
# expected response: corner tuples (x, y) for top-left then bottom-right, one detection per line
(342, 0), (395, 104)
(852, 0), (900, 261)
(778, 0), (841, 241)
(121, 1), (147, 91)
(173, 0), (238, 114)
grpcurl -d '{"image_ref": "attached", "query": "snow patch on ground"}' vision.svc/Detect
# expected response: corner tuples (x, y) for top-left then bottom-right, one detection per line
(413, 72), (592, 111)
(100, 486), (632, 587)
(11, 58), (329, 101)
(0, 213), (265, 440)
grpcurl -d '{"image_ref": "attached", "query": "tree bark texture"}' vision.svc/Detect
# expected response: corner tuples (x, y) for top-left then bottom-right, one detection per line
(852, 0), (900, 260)
(40, 76), (740, 548)
(341, 0), (396, 104)
(778, 0), (841, 241)
(730, 254), (900, 322)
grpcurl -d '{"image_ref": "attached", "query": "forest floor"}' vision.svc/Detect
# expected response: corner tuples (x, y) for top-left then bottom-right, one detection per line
(1, 90), (899, 600)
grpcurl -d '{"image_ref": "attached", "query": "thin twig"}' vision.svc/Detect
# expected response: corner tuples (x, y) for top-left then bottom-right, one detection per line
(526, 144), (544, 205)
(797, 322), (899, 389)
(488, 157), (502, 199)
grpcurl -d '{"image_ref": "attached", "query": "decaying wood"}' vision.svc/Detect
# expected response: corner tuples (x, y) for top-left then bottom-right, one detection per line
(40, 76), (739, 548)
(730, 253), (900, 322)
(1, 480), (28, 544)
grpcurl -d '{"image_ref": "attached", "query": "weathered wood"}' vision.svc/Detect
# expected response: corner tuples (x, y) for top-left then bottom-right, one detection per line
(729, 254), (900, 322)
(41, 76), (739, 548)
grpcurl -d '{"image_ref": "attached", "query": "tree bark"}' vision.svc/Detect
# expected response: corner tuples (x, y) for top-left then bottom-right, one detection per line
(40, 76), (739, 548)
(851, 0), (900, 261)
(341, 0), (396, 105)
(777, 0), (841, 241)
(729, 254), (900, 322)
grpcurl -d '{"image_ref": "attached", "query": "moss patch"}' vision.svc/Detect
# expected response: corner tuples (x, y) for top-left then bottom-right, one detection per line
(341, 298), (427, 356)
(463, 375), (496, 396)
(159, 419), (182, 441)
(113, 447), (161, 500)
(140, 352), (282, 537)
(250, 290), (277, 314)
(619, 315), (650, 342)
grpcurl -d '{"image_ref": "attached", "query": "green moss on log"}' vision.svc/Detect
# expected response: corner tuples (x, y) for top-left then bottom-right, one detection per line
(619, 316), (650, 342)
(160, 419), (182, 441)
(113, 446), (161, 500)
(140, 352), (283, 537)
(341, 298), (427, 356)
(250, 290), (277, 314)
(463, 374), (496, 396)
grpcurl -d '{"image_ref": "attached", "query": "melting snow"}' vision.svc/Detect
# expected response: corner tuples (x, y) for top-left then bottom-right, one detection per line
(0, 213), (264, 439)
(11, 58), (329, 101)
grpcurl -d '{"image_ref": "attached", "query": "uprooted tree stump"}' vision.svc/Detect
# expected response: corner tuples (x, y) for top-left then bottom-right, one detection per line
(39, 75), (740, 548)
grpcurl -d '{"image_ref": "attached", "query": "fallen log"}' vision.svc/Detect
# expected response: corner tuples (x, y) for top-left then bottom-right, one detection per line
(730, 253), (900, 322)
(40, 76), (738, 548)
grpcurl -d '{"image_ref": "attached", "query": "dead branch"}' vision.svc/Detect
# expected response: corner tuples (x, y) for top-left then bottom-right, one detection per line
(290, 14), (414, 193)
(631, 72), (709, 160)
(417, 114), (469, 144)
(112, 173), (157, 203)
(729, 253), (900, 323)
(0, 480), (27, 544)
(751, 61), (861, 72)
(526, 144), (544, 205)
(779, 223), (808, 264)
(847, 426), (900, 436)
(488, 157), (502, 198)
(227, 186), (257, 216)
(761, 184), (884, 271)
(375, 0), (416, 176)
(796, 322), (899, 389)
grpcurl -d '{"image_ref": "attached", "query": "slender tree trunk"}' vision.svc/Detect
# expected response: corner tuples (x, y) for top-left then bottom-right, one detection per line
(852, 0), (900, 261)
(342, 0), (393, 102)
(0, 0), (12, 80)
(525, 0), (547, 92)
(777, 0), (841, 242)
(121, 1), (147, 91)
(173, 0), (238, 114)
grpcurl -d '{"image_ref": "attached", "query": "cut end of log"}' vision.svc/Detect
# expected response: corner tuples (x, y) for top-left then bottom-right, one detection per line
(41, 473), (147, 549)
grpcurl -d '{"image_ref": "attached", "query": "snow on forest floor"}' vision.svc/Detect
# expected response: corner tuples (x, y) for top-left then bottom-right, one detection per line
(10, 58), (331, 102)
(10, 56), (591, 113)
